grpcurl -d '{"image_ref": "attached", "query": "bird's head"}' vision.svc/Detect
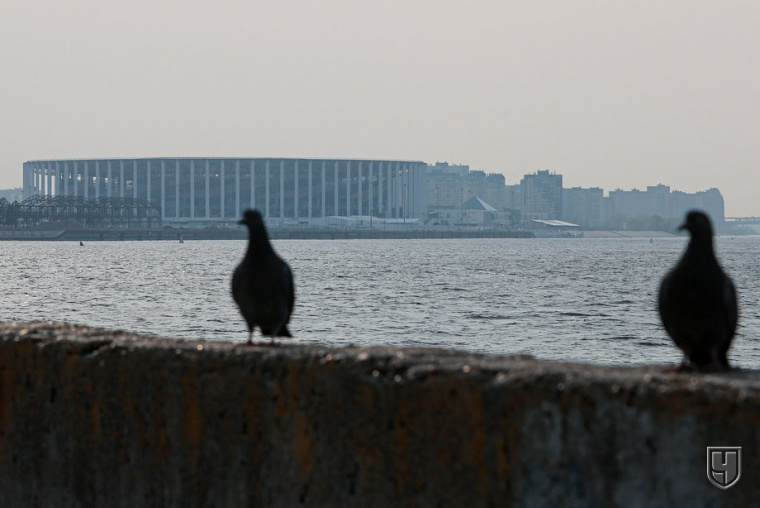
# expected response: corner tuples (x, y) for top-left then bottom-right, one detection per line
(239, 209), (264, 228)
(679, 210), (714, 238)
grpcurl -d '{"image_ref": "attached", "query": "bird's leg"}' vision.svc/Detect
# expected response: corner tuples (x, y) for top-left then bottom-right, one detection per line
(709, 356), (730, 372)
(663, 355), (691, 373)
(717, 351), (731, 371)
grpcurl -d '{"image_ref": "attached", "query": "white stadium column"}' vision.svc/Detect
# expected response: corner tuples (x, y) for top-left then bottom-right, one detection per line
(378, 162), (383, 216)
(63, 162), (69, 196)
(346, 161), (351, 216)
(235, 160), (240, 217)
(308, 160), (313, 219)
(73, 162), (79, 197)
(53, 162), (59, 196)
(358, 161), (363, 216)
(51, 163), (55, 195)
(387, 163), (393, 218)
(405, 164), (410, 219)
(334, 161), (339, 216)
(265, 160), (270, 219)
(175, 160), (180, 219)
(251, 159), (256, 208)
(321, 161), (326, 217)
(294, 160), (299, 219)
(220, 162), (225, 219)
(120, 161), (125, 198)
(146, 161), (151, 205)
(279, 160), (285, 219)
(368, 162), (373, 217)
(205, 160), (210, 218)
(399, 163), (403, 218)
(160, 160), (166, 220)
(190, 160), (195, 218)
(95, 162), (100, 199)
(107, 161), (112, 198)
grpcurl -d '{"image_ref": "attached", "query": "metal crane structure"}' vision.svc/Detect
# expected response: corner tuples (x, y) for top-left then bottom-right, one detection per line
(0, 195), (161, 229)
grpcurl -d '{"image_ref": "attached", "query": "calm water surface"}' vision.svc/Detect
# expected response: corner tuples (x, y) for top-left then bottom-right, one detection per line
(2, 236), (760, 368)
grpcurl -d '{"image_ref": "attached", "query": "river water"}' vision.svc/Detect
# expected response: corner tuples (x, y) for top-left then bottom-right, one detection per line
(2, 236), (759, 368)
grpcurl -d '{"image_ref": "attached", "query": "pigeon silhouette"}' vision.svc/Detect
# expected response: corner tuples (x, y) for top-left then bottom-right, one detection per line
(232, 209), (295, 345)
(658, 210), (738, 371)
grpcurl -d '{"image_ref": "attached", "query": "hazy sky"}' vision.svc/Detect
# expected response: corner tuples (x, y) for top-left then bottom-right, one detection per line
(2, 1), (758, 215)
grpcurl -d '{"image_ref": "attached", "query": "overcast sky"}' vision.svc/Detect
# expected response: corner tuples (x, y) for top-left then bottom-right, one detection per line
(1, 1), (758, 215)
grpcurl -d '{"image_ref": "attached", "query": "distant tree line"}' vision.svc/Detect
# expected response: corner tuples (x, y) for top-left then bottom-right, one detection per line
(0, 198), (20, 228)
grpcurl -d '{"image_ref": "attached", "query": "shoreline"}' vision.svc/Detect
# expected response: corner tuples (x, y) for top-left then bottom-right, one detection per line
(0, 228), (537, 241)
(0, 228), (696, 241)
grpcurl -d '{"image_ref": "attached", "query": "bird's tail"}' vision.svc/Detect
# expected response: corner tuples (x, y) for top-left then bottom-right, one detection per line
(279, 325), (293, 338)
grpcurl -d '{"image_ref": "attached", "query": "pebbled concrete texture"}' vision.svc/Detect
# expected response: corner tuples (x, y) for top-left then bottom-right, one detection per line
(0, 321), (758, 507)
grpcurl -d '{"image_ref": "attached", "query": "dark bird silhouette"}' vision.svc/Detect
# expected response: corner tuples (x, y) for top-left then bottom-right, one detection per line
(232, 209), (295, 345)
(659, 210), (738, 371)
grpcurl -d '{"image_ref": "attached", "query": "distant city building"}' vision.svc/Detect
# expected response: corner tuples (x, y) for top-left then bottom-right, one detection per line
(562, 187), (606, 228)
(426, 162), (469, 211)
(427, 162), (510, 215)
(609, 185), (725, 225)
(503, 184), (521, 212)
(485, 173), (506, 210)
(23, 158), (428, 224)
(463, 170), (487, 205)
(519, 170), (563, 223)
(427, 165), (726, 230)
(0, 187), (23, 203)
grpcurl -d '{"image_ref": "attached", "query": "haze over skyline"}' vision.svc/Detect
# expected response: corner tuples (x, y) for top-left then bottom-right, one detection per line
(2, 1), (758, 215)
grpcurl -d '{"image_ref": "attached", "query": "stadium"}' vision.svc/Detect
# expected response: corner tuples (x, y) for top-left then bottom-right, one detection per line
(22, 158), (428, 225)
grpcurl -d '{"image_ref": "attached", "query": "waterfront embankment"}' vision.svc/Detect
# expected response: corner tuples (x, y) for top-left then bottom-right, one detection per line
(0, 321), (757, 506)
(0, 228), (534, 241)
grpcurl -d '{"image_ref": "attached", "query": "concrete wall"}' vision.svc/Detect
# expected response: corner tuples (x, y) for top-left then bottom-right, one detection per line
(0, 321), (758, 507)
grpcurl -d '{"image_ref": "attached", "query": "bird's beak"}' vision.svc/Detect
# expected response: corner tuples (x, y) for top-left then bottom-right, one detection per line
(678, 222), (687, 231)
(238, 219), (245, 225)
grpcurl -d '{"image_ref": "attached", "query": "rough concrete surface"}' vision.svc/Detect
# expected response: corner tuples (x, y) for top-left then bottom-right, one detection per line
(0, 321), (758, 507)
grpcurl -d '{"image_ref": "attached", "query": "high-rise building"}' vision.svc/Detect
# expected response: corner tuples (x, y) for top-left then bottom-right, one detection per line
(609, 185), (725, 226)
(426, 162), (469, 211)
(427, 162), (510, 213)
(519, 170), (563, 222)
(562, 187), (606, 228)
(485, 174), (506, 210)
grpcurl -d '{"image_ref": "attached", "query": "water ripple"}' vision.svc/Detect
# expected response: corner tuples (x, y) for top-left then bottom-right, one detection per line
(1, 236), (759, 368)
